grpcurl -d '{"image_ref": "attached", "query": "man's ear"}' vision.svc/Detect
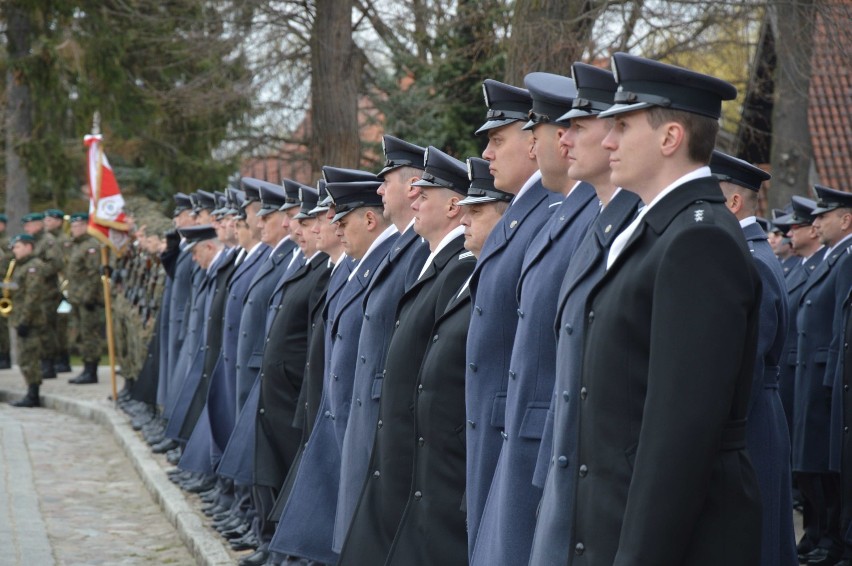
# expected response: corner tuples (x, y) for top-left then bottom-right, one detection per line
(659, 121), (686, 158)
(447, 196), (462, 219)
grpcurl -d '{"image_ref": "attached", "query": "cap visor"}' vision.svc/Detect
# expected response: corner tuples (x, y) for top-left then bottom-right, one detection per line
(293, 211), (315, 220)
(411, 179), (444, 189)
(278, 202), (300, 211)
(521, 119), (537, 131)
(558, 108), (597, 122)
(184, 241), (199, 251)
(811, 205), (835, 216)
(597, 101), (654, 118)
(256, 208), (278, 218)
(474, 118), (518, 136)
(331, 209), (354, 223)
(458, 195), (499, 206)
(308, 205), (329, 216)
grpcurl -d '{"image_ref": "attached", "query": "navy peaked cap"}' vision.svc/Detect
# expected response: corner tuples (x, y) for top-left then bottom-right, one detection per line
(522, 72), (577, 130)
(559, 63), (617, 121)
(411, 147), (469, 195)
(812, 185), (852, 216)
(710, 151), (770, 192)
(600, 52), (737, 119)
(327, 180), (384, 223)
(459, 157), (513, 205)
(476, 79), (533, 136)
(321, 166), (377, 184)
(294, 187), (320, 219)
(378, 135), (426, 178)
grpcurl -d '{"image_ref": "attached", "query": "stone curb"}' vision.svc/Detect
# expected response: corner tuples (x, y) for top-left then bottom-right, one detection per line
(0, 387), (233, 566)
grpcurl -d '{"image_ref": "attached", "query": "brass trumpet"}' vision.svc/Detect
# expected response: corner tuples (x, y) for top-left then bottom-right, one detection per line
(0, 259), (16, 317)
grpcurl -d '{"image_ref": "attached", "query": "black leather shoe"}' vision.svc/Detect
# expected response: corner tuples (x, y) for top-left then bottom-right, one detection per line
(215, 515), (243, 532)
(229, 531), (258, 550)
(166, 448), (182, 465)
(183, 475), (217, 494)
(806, 548), (842, 565)
(152, 438), (178, 454)
(833, 559), (851, 566)
(223, 522), (251, 540)
(239, 547), (269, 566)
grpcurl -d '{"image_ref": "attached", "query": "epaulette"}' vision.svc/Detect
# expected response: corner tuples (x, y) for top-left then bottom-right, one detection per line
(459, 251), (474, 260)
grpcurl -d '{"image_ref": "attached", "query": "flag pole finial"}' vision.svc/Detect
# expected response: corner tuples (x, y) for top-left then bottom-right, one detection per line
(92, 111), (101, 136)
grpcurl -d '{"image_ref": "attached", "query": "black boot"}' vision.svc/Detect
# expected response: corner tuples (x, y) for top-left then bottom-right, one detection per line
(11, 383), (40, 408)
(69, 361), (98, 385)
(0, 353), (11, 370)
(41, 359), (57, 379)
(54, 353), (72, 373)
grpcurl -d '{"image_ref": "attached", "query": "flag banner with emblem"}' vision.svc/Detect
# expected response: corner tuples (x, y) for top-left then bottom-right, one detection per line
(84, 133), (130, 256)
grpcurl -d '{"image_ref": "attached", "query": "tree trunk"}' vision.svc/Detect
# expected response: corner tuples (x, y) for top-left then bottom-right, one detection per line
(3, 1), (33, 230)
(767, 0), (816, 208)
(505, 0), (598, 84)
(310, 0), (361, 177)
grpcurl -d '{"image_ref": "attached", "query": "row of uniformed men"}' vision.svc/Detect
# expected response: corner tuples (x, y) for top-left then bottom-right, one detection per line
(6, 211), (106, 407)
(126, 52), (852, 566)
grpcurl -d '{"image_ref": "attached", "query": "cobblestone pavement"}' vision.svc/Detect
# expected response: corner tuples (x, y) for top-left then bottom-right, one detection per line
(0, 386), (193, 565)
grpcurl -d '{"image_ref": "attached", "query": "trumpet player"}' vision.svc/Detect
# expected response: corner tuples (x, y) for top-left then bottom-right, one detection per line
(7, 233), (51, 408)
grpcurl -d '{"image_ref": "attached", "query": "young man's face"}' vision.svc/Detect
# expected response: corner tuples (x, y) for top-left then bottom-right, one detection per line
(378, 168), (419, 223)
(44, 216), (63, 231)
(560, 116), (612, 185)
(602, 111), (661, 200)
(23, 221), (41, 236)
(482, 123), (535, 192)
(412, 187), (455, 244)
(70, 221), (88, 238)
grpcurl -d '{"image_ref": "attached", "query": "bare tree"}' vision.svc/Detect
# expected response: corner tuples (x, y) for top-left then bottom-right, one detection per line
(767, 0), (816, 208)
(3, 0), (32, 228)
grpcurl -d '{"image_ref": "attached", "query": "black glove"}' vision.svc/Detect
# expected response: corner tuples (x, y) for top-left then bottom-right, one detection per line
(165, 229), (180, 252)
(84, 302), (97, 311)
(16, 324), (29, 338)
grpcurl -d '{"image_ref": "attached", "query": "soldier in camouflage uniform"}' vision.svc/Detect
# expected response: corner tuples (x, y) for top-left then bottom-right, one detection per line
(22, 212), (64, 379)
(65, 213), (104, 384)
(7, 234), (50, 407)
(44, 208), (72, 373)
(0, 213), (11, 369)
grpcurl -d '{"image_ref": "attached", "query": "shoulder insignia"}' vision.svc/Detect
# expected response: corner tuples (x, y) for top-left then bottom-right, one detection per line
(87, 248), (97, 254)
(693, 209), (705, 222)
(27, 267), (37, 273)
(604, 224), (612, 233)
(509, 220), (518, 229)
(549, 202), (561, 208)
(459, 251), (474, 260)
(363, 269), (370, 278)
(63, 242), (71, 248)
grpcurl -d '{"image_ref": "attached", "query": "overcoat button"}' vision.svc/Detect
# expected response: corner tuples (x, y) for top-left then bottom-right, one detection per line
(575, 543), (585, 555)
(580, 387), (588, 400)
(579, 464), (588, 477)
(557, 456), (568, 468)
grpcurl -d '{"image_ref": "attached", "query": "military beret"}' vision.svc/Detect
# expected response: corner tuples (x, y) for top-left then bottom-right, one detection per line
(378, 135), (426, 179)
(321, 165), (378, 185)
(21, 212), (44, 223)
(0, 214), (7, 224)
(327, 180), (384, 223)
(280, 179), (307, 211)
(710, 151), (771, 192)
(44, 208), (65, 219)
(600, 52), (737, 119)
(179, 224), (217, 250)
(459, 157), (514, 205)
(476, 79), (532, 136)
(294, 186), (321, 219)
(10, 233), (36, 245)
(522, 72), (577, 130)
(559, 62), (617, 121)
(69, 212), (89, 223)
(412, 147), (469, 196)
(811, 185), (852, 216)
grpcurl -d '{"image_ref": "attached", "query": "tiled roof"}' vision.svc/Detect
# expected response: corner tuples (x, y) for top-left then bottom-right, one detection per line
(808, 2), (852, 191)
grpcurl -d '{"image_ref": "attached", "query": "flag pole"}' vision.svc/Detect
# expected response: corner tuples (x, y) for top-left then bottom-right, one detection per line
(100, 247), (118, 404)
(91, 111), (118, 404)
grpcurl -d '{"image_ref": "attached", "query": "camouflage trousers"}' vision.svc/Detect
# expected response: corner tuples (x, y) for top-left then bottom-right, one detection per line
(71, 303), (104, 362)
(17, 333), (43, 386)
(112, 295), (154, 379)
(40, 293), (66, 359)
(0, 316), (9, 356)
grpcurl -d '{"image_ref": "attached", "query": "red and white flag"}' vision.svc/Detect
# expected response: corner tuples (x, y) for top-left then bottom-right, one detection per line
(84, 133), (130, 255)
